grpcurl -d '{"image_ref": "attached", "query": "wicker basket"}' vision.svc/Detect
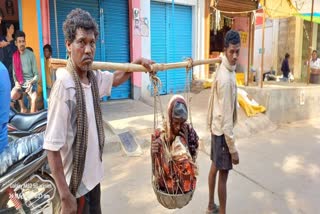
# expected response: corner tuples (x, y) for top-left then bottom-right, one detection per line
(152, 179), (194, 209)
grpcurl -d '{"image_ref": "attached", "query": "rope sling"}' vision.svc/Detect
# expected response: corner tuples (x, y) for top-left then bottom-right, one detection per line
(150, 59), (196, 209)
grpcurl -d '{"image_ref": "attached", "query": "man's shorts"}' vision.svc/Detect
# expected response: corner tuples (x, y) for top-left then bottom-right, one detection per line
(211, 134), (232, 170)
(17, 84), (37, 99)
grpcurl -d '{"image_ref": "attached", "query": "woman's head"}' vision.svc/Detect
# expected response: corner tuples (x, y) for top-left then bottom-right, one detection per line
(167, 95), (188, 136)
(285, 53), (290, 59)
(5, 22), (14, 36)
(171, 102), (188, 135)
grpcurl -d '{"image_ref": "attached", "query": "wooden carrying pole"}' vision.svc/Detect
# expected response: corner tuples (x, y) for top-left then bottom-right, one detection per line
(50, 58), (222, 72)
(307, 0), (314, 84)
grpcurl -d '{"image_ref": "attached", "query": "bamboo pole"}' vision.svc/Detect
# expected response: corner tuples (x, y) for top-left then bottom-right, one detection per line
(49, 58), (222, 72)
(307, 0), (314, 84)
(260, 7), (266, 88)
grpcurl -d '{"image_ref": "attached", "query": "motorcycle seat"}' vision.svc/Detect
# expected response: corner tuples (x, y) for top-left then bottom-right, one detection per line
(0, 133), (44, 176)
(9, 108), (47, 131)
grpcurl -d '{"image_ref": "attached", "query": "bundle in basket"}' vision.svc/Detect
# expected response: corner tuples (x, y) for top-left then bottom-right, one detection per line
(151, 129), (197, 209)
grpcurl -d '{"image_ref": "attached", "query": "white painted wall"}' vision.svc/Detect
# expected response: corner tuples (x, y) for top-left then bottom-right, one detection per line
(194, 0), (206, 79)
(253, 19), (274, 81)
(141, 1), (152, 100)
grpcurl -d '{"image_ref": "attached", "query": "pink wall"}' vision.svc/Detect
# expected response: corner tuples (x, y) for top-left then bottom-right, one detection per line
(129, 0), (142, 87)
(233, 17), (250, 72)
(41, 0), (50, 46)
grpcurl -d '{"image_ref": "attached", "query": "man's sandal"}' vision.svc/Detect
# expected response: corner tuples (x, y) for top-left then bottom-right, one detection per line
(206, 204), (219, 214)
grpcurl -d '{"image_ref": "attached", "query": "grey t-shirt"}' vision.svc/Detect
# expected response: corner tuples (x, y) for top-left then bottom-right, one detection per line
(12, 49), (38, 84)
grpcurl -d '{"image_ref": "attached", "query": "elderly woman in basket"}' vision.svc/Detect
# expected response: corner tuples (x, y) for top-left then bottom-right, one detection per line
(151, 95), (199, 195)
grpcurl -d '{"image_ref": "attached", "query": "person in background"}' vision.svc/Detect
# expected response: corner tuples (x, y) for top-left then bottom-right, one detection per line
(26, 46), (33, 52)
(0, 10), (10, 64)
(0, 62), (11, 153)
(2, 22), (17, 88)
(43, 44), (54, 96)
(281, 53), (290, 82)
(11, 31), (39, 113)
(309, 50), (320, 84)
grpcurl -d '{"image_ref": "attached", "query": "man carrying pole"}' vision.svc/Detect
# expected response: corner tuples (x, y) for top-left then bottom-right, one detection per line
(43, 8), (154, 214)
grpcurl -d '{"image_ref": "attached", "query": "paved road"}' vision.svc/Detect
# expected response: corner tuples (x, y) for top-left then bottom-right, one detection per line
(100, 119), (320, 214)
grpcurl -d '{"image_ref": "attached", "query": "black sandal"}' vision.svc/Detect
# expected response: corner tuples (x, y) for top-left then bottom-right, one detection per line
(206, 203), (219, 214)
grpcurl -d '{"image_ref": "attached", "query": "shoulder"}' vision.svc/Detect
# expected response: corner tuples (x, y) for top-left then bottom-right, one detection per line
(55, 68), (75, 89)
(25, 49), (36, 58)
(0, 62), (7, 71)
(93, 70), (113, 78)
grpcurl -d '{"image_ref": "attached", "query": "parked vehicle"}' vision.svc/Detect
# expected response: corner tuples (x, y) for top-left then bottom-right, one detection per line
(0, 133), (60, 214)
(8, 107), (47, 141)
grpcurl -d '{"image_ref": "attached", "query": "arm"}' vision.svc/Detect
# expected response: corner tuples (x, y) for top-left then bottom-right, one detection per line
(112, 70), (131, 87)
(219, 82), (239, 164)
(181, 124), (199, 160)
(47, 151), (77, 214)
(43, 79), (76, 213)
(47, 151), (73, 199)
(12, 58), (20, 87)
(30, 53), (39, 84)
(219, 82), (237, 154)
(113, 57), (154, 87)
(0, 40), (9, 48)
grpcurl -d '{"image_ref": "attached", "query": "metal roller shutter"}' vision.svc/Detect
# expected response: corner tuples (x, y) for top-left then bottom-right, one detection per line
(151, 1), (192, 95)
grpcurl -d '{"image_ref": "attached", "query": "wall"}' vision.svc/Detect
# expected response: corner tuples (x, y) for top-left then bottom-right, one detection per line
(41, 0), (50, 45)
(277, 17), (296, 76)
(21, 0), (41, 76)
(253, 18), (273, 81)
(129, 0), (143, 100)
(318, 25), (320, 50)
(318, 24), (320, 50)
(141, 1), (151, 101)
(301, 20), (311, 81)
(233, 17), (249, 74)
(243, 85), (320, 124)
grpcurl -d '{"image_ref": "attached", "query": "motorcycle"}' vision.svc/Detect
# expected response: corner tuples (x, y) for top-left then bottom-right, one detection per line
(0, 133), (60, 214)
(8, 107), (47, 141)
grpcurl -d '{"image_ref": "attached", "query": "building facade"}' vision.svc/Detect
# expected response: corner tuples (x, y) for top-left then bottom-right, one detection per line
(16, 0), (207, 105)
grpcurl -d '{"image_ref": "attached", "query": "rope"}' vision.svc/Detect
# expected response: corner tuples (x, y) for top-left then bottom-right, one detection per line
(185, 58), (193, 127)
(149, 72), (165, 130)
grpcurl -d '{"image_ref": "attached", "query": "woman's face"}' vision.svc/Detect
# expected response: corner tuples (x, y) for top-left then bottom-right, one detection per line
(171, 117), (185, 136)
(8, 24), (14, 35)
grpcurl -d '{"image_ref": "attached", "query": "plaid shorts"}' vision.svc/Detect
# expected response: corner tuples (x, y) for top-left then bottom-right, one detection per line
(210, 134), (232, 170)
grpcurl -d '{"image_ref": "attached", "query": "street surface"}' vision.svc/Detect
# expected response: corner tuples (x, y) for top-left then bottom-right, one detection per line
(101, 118), (320, 214)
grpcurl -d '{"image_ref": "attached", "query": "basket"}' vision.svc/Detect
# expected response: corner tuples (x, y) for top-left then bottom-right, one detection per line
(152, 177), (194, 209)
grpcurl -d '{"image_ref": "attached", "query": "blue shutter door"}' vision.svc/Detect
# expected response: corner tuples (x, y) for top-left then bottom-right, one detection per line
(150, 1), (192, 95)
(166, 4), (192, 94)
(103, 0), (131, 99)
(151, 1), (167, 95)
(49, 0), (131, 100)
(49, 0), (101, 61)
